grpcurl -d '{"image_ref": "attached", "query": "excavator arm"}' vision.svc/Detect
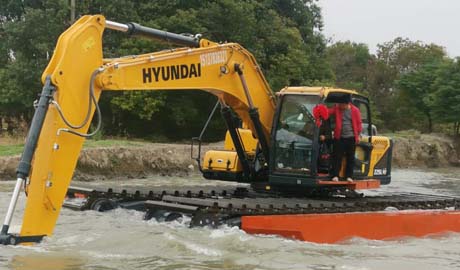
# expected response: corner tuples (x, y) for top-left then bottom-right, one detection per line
(0, 15), (276, 244)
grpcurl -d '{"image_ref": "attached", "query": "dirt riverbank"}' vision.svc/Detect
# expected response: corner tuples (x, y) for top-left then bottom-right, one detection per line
(392, 133), (460, 168)
(0, 142), (222, 181)
(0, 134), (458, 181)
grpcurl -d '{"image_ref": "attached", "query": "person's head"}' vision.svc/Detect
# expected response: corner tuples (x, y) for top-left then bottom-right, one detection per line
(337, 95), (351, 110)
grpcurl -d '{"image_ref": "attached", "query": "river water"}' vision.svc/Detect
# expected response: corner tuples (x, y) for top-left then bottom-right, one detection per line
(1, 169), (460, 270)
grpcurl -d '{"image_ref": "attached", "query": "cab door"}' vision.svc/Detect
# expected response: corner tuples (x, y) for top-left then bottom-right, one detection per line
(351, 95), (373, 177)
(352, 95), (392, 183)
(269, 94), (321, 186)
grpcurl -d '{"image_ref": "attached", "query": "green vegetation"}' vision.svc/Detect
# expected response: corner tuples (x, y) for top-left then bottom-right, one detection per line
(326, 38), (459, 134)
(82, 139), (148, 148)
(0, 0), (459, 140)
(0, 144), (24, 157)
(0, 138), (150, 156)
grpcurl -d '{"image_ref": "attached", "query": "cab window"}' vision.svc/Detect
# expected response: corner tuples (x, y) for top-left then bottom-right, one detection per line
(274, 95), (320, 173)
(354, 101), (370, 136)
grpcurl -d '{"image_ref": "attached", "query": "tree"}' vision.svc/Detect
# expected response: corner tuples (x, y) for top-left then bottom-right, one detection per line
(396, 61), (445, 132)
(367, 38), (446, 131)
(429, 59), (460, 135)
(0, 0), (69, 134)
(326, 41), (371, 90)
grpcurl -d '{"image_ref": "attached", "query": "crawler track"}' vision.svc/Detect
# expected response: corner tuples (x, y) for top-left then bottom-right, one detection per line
(64, 185), (460, 228)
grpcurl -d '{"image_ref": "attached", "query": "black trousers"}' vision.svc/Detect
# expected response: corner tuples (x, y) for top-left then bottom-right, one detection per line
(331, 137), (356, 178)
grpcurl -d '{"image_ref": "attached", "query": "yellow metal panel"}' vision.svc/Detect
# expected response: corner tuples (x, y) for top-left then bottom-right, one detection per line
(279, 86), (359, 97)
(223, 129), (258, 154)
(202, 150), (242, 172)
(367, 136), (391, 176)
(20, 15), (105, 237)
(338, 136), (390, 177)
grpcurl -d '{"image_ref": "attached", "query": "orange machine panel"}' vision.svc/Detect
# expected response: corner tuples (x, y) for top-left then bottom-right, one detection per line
(242, 210), (460, 243)
(316, 179), (381, 190)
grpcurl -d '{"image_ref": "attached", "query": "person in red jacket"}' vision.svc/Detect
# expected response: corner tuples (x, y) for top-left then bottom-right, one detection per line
(313, 96), (362, 182)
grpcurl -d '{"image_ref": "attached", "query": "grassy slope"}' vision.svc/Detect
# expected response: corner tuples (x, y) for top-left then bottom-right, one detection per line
(0, 139), (149, 157)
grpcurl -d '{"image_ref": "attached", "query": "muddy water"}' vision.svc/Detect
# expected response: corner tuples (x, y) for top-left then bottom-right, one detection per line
(1, 169), (460, 270)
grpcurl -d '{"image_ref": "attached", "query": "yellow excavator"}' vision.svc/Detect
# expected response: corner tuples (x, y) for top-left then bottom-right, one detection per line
(0, 15), (393, 245)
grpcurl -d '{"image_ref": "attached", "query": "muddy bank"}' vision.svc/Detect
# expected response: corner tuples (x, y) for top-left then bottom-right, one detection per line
(392, 133), (460, 168)
(0, 135), (459, 181)
(0, 143), (222, 181)
(74, 143), (211, 181)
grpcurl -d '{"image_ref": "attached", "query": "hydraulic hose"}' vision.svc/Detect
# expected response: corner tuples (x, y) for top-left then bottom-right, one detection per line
(54, 68), (103, 138)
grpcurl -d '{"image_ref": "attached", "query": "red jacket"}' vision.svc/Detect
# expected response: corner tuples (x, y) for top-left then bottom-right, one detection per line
(314, 104), (362, 143)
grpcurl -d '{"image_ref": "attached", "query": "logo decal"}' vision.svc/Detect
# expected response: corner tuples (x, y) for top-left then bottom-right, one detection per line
(142, 63), (201, 83)
(200, 51), (227, 67)
(374, 168), (387, 176)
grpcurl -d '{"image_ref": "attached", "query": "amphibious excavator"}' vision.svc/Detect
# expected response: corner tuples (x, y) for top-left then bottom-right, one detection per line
(1, 15), (459, 245)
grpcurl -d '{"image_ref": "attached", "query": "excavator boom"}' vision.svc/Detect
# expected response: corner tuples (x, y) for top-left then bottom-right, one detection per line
(0, 15), (275, 244)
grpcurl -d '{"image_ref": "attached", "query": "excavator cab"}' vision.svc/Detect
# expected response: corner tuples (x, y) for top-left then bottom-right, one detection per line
(267, 87), (392, 190)
(198, 86), (392, 191)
